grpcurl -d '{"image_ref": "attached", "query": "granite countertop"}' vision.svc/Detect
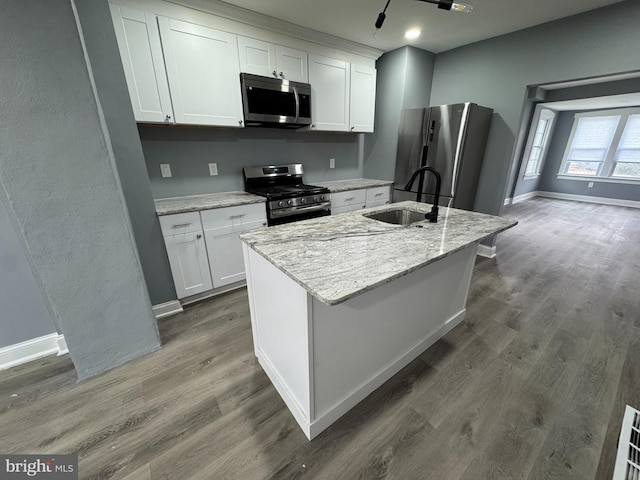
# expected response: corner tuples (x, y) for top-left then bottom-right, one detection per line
(154, 191), (265, 216)
(241, 201), (517, 306)
(311, 178), (393, 192)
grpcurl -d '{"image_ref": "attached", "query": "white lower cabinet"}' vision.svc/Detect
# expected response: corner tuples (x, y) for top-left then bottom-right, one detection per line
(201, 204), (267, 288)
(160, 212), (212, 299)
(331, 186), (391, 215)
(160, 203), (267, 299)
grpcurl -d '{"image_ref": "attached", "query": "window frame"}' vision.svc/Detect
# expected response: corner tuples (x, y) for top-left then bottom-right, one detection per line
(557, 107), (640, 184)
(523, 108), (556, 178)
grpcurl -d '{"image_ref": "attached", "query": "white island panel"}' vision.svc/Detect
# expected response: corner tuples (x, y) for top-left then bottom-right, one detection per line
(310, 243), (476, 432)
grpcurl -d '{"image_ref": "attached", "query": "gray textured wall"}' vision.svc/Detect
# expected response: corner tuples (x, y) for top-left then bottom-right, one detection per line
(539, 110), (640, 202)
(140, 126), (362, 199)
(363, 46), (436, 181)
(0, 192), (57, 349)
(429, 1), (640, 216)
(74, 0), (176, 305)
(0, 0), (160, 379)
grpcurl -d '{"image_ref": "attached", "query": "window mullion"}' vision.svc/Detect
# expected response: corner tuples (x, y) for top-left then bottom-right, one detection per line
(601, 114), (628, 177)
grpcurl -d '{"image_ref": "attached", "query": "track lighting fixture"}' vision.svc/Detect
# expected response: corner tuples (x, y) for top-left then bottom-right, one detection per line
(373, 0), (473, 38)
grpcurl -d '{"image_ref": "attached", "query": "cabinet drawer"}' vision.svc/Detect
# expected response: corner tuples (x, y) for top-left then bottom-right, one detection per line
(366, 186), (390, 205)
(159, 212), (202, 236)
(200, 203), (266, 230)
(331, 189), (366, 208)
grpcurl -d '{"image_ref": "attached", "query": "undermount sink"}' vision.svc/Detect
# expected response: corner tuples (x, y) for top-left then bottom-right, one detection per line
(363, 208), (427, 226)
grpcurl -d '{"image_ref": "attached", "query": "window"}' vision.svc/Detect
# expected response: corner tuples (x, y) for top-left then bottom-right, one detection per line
(559, 108), (640, 182)
(524, 109), (555, 176)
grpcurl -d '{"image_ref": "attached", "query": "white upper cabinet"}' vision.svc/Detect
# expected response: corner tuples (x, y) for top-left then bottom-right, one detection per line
(238, 37), (308, 83)
(308, 54), (350, 132)
(349, 64), (377, 133)
(109, 4), (174, 123)
(275, 46), (308, 83)
(158, 17), (244, 127)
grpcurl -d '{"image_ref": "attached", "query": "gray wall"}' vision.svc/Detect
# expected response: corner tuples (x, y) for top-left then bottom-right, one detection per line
(0, 0), (160, 379)
(74, 0), (176, 305)
(140, 127), (362, 199)
(429, 0), (640, 216)
(363, 46), (436, 181)
(538, 109), (640, 202)
(0, 192), (57, 349)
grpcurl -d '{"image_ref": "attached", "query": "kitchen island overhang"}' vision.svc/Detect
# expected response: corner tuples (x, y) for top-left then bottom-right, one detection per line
(241, 201), (517, 440)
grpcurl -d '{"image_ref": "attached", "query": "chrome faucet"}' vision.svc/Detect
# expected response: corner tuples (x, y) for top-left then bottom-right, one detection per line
(404, 166), (441, 222)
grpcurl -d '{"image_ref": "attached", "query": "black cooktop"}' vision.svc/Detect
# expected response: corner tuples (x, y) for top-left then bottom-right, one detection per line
(247, 183), (329, 200)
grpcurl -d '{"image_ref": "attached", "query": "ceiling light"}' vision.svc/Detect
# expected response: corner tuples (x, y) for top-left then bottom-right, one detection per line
(405, 29), (421, 40)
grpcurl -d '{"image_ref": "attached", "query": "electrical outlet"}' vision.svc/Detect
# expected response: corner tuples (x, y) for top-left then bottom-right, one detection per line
(588, 182), (594, 188)
(208, 163), (218, 176)
(329, 158), (335, 169)
(160, 164), (172, 178)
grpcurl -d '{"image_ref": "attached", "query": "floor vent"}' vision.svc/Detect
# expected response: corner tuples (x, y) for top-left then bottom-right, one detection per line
(613, 405), (640, 480)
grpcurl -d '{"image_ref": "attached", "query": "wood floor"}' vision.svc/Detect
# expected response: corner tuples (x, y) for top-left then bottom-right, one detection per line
(1, 197), (639, 480)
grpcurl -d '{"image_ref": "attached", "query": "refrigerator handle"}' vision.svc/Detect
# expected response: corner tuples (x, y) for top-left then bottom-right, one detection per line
(416, 145), (429, 202)
(428, 120), (436, 143)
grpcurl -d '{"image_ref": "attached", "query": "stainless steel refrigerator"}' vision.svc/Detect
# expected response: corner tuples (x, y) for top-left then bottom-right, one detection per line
(393, 102), (493, 210)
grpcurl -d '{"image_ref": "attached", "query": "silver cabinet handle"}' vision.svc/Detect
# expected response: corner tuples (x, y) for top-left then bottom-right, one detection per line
(375, 193), (384, 197)
(262, 222), (267, 227)
(165, 114), (172, 121)
(196, 234), (202, 239)
(345, 197), (355, 201)
(171, 223), (191, 229)
(272, 70), (278, 77)
(350, 126), (355, 131)
(279, 72), (284, 78)
(229, 214), (246, 220)
(239, 120), (243, 125)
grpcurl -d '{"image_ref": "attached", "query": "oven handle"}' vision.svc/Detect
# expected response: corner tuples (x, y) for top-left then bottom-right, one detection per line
(270, 202), (331, 218)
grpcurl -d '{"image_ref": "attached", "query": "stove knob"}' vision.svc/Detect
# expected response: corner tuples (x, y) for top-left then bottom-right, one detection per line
(313, 196), (319, 202)
(287, 199), (293, 206)
(300, 198), (306, 204)
(278, 201), (285, 207)
(321, 195), (326, 201)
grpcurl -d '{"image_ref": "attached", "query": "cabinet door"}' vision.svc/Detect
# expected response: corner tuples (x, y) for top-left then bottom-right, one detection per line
(308, 54), (349, 132)
(332, 204), (365, 215)
(158, 17), (244, 127)
(365, 186), (390, 207)
(275, 46), (308, 83)
(349, 64), (377, 133)
(109, 4), (174, 123)
(238, 36), (277, 78)
(164, 231), (213, 299)
(205, 219), (266, 288)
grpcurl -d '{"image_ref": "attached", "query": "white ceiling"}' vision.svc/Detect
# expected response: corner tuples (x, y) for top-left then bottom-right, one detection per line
(212, 0), (626, 53)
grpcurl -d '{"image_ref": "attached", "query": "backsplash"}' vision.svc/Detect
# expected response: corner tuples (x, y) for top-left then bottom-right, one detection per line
(139, 126), (363, 199)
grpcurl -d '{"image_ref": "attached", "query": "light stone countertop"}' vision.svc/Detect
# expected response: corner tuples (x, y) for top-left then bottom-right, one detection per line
(241, 201), (517, 306)
(154, 191), (265, 216)
(311, 178), (393, 192)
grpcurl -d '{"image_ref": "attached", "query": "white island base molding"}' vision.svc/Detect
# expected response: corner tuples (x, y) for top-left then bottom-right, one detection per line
(243, 243), (478, 440)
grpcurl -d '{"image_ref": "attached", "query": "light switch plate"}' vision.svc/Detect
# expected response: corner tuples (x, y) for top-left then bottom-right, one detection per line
(329, 158), (335, 169)
(208, 163), (218, 176)
(160, 164), (172, 178)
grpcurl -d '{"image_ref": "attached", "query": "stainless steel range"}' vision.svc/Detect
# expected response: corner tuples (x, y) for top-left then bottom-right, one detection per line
(243, 164), (331, 226)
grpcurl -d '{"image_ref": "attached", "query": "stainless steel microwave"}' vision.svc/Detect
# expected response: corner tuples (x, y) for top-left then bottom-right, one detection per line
(240, 73), (312, 128)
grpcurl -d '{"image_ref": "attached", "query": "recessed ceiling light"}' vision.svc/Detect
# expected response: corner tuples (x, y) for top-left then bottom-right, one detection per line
(405, 29), (421, 40)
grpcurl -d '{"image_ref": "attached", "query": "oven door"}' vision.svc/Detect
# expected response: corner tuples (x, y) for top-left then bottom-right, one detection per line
(268, 203), (331, 226)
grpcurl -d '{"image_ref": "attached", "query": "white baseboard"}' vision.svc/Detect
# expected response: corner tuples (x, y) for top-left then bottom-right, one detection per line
(0, 333), (67, 371)
(537, 191), (640, 209)
(477, 244), (497, 259)
(152, 300), (183, 319)
(56, 334), (68, 356)
(512, 191), (539, 204)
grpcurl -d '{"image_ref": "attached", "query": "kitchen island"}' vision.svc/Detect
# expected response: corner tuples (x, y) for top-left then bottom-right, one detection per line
(240, 201), (517, 439)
